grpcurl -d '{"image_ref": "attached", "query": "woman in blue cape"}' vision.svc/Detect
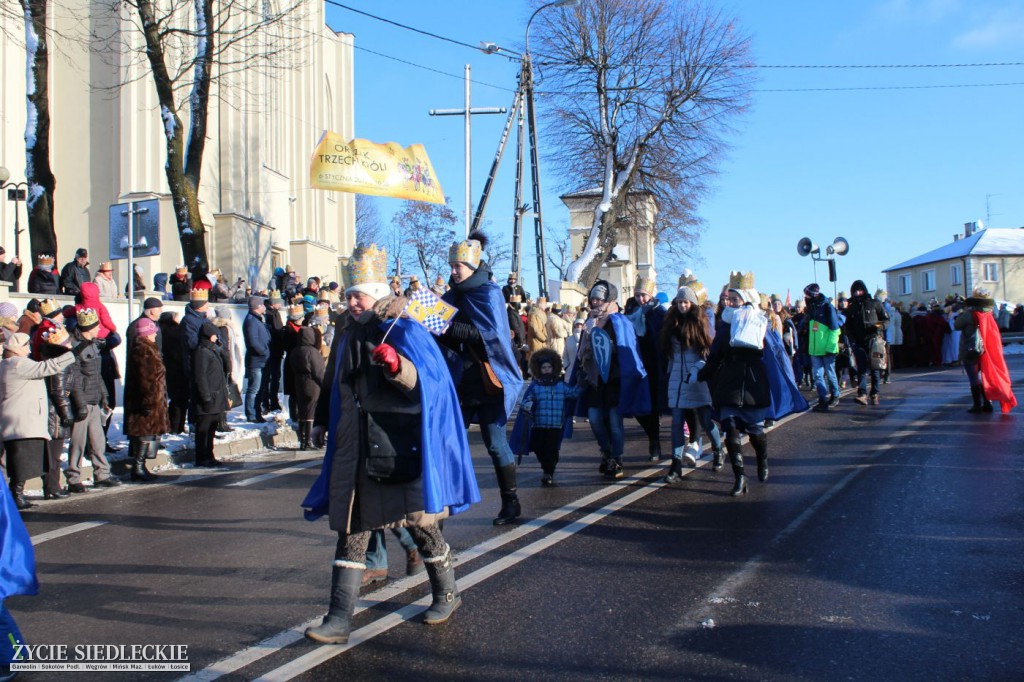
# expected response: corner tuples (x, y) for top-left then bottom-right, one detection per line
(1, 470), (36, 672)
(301, 244), (479, 645)
(571, 279), (651, 480)
(439, 231), (525, 526)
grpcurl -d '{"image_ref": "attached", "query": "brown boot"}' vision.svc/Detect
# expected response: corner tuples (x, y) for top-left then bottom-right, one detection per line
(406, 548), (425, 576)
(360, 568), (387, 587)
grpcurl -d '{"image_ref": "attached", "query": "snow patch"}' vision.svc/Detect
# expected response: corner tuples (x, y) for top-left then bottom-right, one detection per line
(25, 101), (37, 150)
(23, 5), (38, 97)
(820, 615), (854, 624)
(182, 228), (194, 235)
(707, 596), (737, 605)
(699, 618), (716, 629)
(160, 105), (177, 140)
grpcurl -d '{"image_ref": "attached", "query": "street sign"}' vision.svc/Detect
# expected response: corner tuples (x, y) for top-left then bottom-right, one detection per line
(108, 199), (161, 261)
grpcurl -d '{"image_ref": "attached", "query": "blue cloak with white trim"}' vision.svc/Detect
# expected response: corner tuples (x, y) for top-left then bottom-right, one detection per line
(442, 279), (524, 425)
(573, 313), (652, 418)
(302, 318), (480, 521)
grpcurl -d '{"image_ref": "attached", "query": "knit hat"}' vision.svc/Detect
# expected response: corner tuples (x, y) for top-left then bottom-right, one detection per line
(75, 248), (88, 259)
(215, 306), (232, 320)
(588, 279), (618, 303)
(134, 317), (158, 338)
(3, 332), (30, 356)
(674, 287), (699, 305)
(143, 297), (164, 310)
(77, 308), (100, 331)
(248, 296), (264, 312)
(26, 298), (42, 314)
(803, 283), (821, 298)
(200, 320), (219, 339)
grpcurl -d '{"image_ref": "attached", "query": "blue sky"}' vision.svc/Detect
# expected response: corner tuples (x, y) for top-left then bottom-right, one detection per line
(324, 0), (1024, 300)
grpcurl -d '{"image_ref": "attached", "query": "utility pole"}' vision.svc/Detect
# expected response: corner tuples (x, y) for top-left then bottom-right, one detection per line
(429, 65), (506, 237)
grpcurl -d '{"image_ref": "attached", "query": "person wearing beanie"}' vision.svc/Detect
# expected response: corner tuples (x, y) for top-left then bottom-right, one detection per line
(27, 254), (60, 295)
(36, 321), (77, 499)
(280, 302), (307, 422)
(60, 248), (91, 297)
(66, 309), (121, 492)
(697, 272), (770, 497)
(243, 295), (272, 422)
(127, 297), (164, 352)
(0, 245), (23, 291)
(0, 331), (79, 509)
(572, 278), (651, 480)
(260, 290), (286, 414)
(17, 299), (43, 336)
(661, 286), (722, 481)
(191, 320), (229, 466)
(437, 231), (525, 526)
(624, 275), (667, 461)
(845, 279), (889, 405)
(302, 243), (479, 643)
(122, 317), (168, 482)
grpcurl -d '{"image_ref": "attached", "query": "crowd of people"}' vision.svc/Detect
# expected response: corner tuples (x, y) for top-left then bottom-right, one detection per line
(0, 234), (1018, 647)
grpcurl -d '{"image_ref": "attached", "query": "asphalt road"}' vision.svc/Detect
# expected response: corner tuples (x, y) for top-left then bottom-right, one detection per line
(10, 356), (1024, 681)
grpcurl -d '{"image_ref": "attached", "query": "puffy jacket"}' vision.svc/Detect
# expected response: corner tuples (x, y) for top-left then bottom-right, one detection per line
(243, 311), (272, 369)
(68, 330), (107, 416)
(803, 296), (844, 356)
(700, 319), (771, 409)
(28, 267), (60, 295)
(76, 282), (118, 339)
(40, 343), (76, 439)
(845, 280), (889, 344)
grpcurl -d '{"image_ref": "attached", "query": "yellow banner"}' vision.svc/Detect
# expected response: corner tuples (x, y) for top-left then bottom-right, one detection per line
(310, 132), (445, 204)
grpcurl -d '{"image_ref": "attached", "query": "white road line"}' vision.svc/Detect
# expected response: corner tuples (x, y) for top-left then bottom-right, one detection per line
(226, 460), (321, 487)
(255, 480), (671, 682)
(31, 521), (110, 546)
(182, 398), (831, 682)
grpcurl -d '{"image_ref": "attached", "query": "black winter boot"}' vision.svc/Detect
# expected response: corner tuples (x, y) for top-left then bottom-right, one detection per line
(749, 432), (769, 483)
(712, 448), (723, 472)
(303, 421), (314, 450)
(726, 433), (746, 497)
(423, 545), (461, 625)
(304, 565), (363, 644)
(967, 386), (983, 414)
(664, 457), (684, 484)
(493, 464), (522, 526)
(10, 480), (32, 510)
(130, 440), (157, 482)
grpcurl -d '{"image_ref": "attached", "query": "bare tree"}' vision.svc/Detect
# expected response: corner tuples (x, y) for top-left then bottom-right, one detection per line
(105, 0), (304, 276)
(544, 220), (572, 281)
(394, 197), (459, 283)
(354, 195), (387, 247)
(532, 0), (753, 285)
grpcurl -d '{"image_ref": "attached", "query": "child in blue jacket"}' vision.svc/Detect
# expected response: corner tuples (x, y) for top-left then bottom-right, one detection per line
(518, 349), (580, 486)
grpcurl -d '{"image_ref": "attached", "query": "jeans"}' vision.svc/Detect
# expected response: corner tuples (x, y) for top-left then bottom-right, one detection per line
(588, 405), (624, 458)
(810, 354), (840, 403)
(852, 343), (881, 396)
(365, 527), (418, 570)
(476, 403), (516, 468)
(244, 366), (264, 418)
(676, 406), (722, 452)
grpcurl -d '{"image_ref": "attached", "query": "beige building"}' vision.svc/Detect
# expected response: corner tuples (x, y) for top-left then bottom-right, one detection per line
(883, 224), (1024, 307)
(560, 188), (658, 305)
(0, 0), (354, 293)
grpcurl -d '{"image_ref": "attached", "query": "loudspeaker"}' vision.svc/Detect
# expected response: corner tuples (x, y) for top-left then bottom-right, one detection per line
(828, 237), (849, 257)
(797, 238), (819, 257)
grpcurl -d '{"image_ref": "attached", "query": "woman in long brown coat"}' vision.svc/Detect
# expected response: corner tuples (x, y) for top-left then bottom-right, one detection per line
(122, 317), (169, 481)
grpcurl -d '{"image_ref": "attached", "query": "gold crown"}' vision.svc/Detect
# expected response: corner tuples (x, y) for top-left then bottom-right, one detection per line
(347, 244), (388, 287)
(190, 286), (209, 302)
(728, 271), (754, 290)
(40, 298), (61, 317)
(76, 308), (100, 328)
(37, 254), (55, 266)
(688, 280), (708, 305)
(268, 289), (282, 300)
(42, 325), (69, 346)
(636, 277), (656, 296)
(448, 238), (482, 267)
(175, 266), (188, 275)
(287, 303), (304, 318)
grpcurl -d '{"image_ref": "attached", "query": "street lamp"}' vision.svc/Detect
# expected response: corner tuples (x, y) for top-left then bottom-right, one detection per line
(798, 236), (849, 293)
(0, 165), (28, 262)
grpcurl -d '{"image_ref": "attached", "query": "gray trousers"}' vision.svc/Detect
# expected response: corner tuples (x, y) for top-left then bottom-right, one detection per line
(67, 404), (111, 484)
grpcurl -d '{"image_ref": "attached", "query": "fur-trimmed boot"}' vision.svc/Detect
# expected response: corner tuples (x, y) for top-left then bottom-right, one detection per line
(493, 464), (522, 526)
(423, 545), (461, 625)
(304, 564), (363, 644)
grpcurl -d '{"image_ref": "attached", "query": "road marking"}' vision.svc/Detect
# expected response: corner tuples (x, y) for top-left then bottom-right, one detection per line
(226, 460), (321, 487)
(31, 521), (109, 546)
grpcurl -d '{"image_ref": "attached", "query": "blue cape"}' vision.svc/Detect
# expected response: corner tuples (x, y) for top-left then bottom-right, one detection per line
(443, 280), (524, 424)
(1, 478), (37, 601)
(573, 313), (651, 418)
(763, 328), (809, 419)
(302, 318), (480, 520)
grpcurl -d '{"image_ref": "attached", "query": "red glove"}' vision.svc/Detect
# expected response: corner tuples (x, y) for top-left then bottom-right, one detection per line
(372, 343), (401, 375)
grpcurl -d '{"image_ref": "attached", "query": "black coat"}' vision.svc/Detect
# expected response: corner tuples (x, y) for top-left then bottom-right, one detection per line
(39, 343), (75, 439)
(68, 331), (107, 416)
(281, 322), (302, 395)
(701, 319), (771, 409)
(289, 327), (325, 420)
(0, 260), (22, 289)
(169, 274), (192, 302)
(27, 267), (60, 295)
(158, 314), (189, 405)
(192, 338), (229, 415)
(60, 261), (91, 296)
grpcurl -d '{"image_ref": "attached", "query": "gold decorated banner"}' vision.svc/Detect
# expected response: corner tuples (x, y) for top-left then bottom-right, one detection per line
(310, 132), (445, 204)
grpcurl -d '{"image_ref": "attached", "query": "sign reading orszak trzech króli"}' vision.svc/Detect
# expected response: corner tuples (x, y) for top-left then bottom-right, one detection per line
(9, 644), (190, 672)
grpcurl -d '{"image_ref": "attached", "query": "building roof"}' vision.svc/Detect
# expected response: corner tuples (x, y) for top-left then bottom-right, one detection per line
(559, 186), (655, 200)
(883, 228), (1024, 272)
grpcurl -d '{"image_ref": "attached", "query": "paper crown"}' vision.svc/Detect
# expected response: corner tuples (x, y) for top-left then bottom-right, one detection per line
(190, 279), (211, 302)
(76, 308), (100, 330)
(347, 244), (388, 287)
(728, 271), (754, 290)
(688, 280), (708, 305)
(40, 298), (61, 318)
(41, 324), (69, 346)
(37, 254), (55, 267)
(435, 276), (445, 287)
(268, 289), (282, 301)
(175, 266), (188, 276)
(636, 277), (656, 296)
(678, 269), (697, 288)
(287, 303), (304, 319)
(390, 275), (401, 284)
(510, 294), (522, 303)
(317, 289), (332, 302)
(448, 238), (482, 267)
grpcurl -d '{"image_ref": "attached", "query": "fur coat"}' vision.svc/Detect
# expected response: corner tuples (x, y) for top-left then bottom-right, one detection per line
(123, 340), (170, 437)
